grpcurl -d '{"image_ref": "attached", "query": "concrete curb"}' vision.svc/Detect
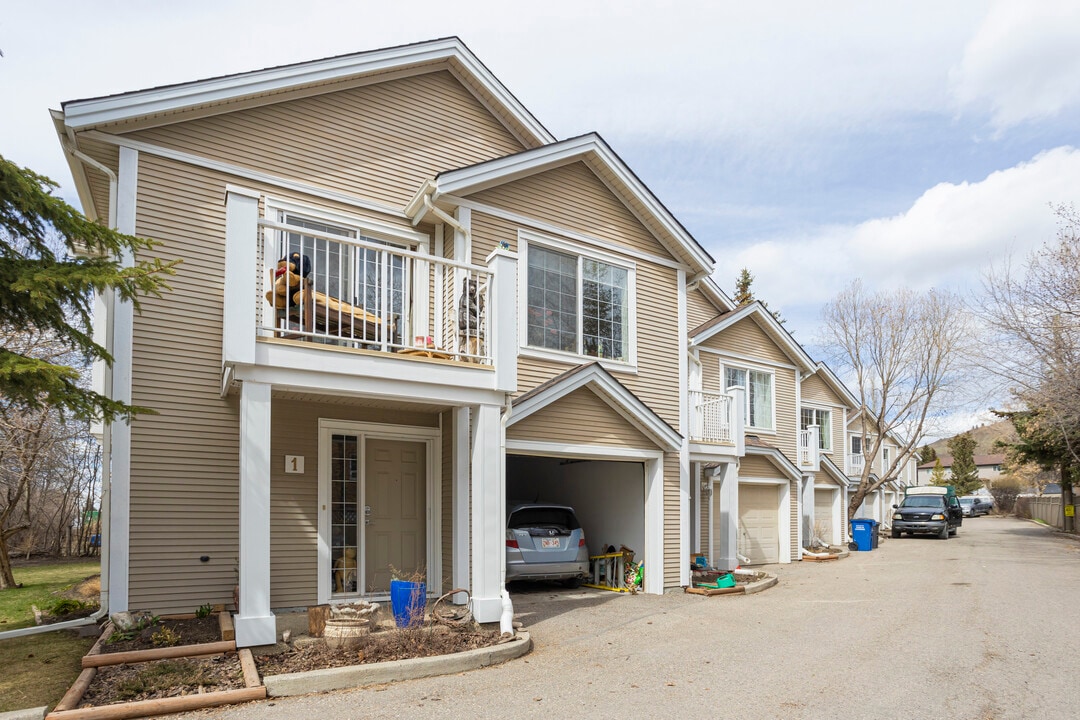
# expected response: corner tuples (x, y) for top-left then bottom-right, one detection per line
(0, 707), (47, 720)
(743, 573), (777, 595)
(263, 631), (532, 697)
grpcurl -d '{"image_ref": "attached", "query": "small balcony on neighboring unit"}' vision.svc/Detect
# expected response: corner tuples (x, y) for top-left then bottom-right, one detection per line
(688, 388), (745, 457)
(847, 453), (865, 477)
(798, 426), (820, 471)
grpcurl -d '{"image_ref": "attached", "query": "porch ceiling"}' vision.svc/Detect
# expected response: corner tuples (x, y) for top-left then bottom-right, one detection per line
(271, 389), (453, 415)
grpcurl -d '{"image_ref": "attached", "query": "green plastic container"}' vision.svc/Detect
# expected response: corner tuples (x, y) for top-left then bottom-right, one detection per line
(715, 573), (736, 589)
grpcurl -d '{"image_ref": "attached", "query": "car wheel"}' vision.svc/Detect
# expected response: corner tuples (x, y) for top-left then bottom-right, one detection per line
(939, 524), (949, 540)
(891, 529), (901, 539)
(562, 577), (582, 589)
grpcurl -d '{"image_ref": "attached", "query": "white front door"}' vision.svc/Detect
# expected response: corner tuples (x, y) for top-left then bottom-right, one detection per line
(320, 421), (438, 602)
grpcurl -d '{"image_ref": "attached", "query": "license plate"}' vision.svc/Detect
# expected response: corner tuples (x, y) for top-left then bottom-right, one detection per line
(541, 538), (560, 549)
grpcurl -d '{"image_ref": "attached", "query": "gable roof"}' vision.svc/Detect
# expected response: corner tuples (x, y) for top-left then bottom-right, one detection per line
(743, 439), (803, 482)
(408, 133), (715, 275)
(509, 362), (681, 452)
(819, 455), (855, 487)
(689, 302), (816, 373)
(59, 37), (554, 147)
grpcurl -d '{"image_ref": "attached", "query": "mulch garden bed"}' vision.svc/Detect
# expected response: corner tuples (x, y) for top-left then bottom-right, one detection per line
(65, 614), (504, 712)
(100, 616), (221, 654)
(79, 654), (246, 707)
(256, 625), (504, 675)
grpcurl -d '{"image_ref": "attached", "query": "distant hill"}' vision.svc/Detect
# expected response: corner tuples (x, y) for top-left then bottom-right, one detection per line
(925, 419), (1017, 458)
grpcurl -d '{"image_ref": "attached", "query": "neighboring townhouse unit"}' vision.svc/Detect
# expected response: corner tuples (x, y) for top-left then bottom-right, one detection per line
(686, 301), (863, 567)
(846, 413), (918, 526)
(54, 38), (721, 646)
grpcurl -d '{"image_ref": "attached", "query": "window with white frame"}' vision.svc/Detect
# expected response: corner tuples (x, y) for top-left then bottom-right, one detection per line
(724, 366), (773, 430)
(526, 244), (631, 362)
(882, 446), (891, 473)
(850, 435), (862, 455)
(800, 407), (831, 450)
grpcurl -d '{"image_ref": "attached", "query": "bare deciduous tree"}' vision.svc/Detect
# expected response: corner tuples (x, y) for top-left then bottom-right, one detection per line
(822, 280), (971, 519)
(976, 205), (1080, 530)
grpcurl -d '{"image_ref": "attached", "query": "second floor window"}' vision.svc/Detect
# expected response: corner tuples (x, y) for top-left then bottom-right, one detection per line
(526, 245), (630, 362)
(850, 435), (862, 456)
(724, 366), (773, 430)
(800, 407), (831, 450)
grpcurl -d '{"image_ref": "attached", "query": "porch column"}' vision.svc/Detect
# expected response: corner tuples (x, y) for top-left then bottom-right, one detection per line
(713, 462), (739, 570)
(801, 474), (815, 553)
(470, 403), (504, 623)
(223, 187), (259, 366)
(486, 248), (518, 392)
(235, 380), (275, 647)
(452, 406), (470, 604)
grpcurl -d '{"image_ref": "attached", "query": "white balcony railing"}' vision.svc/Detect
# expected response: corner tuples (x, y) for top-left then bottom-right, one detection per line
(689, 390), (735, 444)
(798, 426), (820, 469)
(847, 453), (865, 476)
(256, 218), (491, 363)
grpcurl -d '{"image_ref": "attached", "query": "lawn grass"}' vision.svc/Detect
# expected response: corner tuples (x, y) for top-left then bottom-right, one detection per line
(0, 631), (96, 712)
(0, 560), (102, 712)
(0, 559), (100, 631)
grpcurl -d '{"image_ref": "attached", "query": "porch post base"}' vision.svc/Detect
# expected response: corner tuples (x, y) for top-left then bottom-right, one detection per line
(234, 613), (277, 647)
(471, 595), (502, 624)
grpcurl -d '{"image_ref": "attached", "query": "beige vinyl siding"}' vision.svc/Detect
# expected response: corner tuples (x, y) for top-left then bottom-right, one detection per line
(773, 367), (798, 460)
(698, 466), (710, 556)
(468, 161), (673, 259)
(699, 317), (791, 366)
(507, 387), (654, 448)
(663, 453), (681, 587)
(125, 70), (525, 209)
(128, 151), (238, 613)
(739, 455), (779, 478)
(268, 399), (437, 609)
(687, 289), (719, 332)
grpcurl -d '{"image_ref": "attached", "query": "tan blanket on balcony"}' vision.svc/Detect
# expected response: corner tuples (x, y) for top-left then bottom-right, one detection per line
(266, 279), (392, 341)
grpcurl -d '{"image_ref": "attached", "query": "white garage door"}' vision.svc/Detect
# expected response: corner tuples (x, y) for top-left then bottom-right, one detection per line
(814, 488), (836, 543)
(738, 484), (779, 565)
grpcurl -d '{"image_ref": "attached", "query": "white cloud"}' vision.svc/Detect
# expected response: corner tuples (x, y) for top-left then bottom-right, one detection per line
(719, 146), (1080, 323)
(950, 0), (1080, 129)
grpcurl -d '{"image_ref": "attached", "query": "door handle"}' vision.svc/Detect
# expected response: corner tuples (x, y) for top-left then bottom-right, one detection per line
(365, 505), (373, 526)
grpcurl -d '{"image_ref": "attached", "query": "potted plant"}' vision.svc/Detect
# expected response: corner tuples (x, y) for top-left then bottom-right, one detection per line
(388, 565), (426, 628)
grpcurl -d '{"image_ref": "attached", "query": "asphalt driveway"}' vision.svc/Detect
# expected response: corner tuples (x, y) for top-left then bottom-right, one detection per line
(185, 517), (1080, 720)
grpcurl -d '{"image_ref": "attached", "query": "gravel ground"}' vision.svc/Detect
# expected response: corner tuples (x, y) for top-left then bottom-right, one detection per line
(180, 517), (1080, 720)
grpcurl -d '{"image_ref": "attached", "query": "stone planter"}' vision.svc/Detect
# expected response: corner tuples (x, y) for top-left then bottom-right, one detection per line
(323, 618), (371, 650)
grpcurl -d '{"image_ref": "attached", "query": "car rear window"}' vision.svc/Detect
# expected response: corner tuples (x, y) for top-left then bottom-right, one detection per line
(508, 507), (580, 531)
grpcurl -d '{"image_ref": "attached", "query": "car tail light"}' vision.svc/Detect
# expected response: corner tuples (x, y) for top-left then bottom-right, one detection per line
(579, 538), (586, 547)
(506, 539), (519, 548)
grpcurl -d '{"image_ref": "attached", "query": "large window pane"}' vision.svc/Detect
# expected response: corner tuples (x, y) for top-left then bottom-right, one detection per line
(527, 246), (578, 354)
(748, 370), (772, 429)
(582, 258), (628, 361)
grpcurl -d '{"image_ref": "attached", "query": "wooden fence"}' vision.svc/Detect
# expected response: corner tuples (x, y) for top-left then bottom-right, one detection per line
(1022, 495), (1064, 529)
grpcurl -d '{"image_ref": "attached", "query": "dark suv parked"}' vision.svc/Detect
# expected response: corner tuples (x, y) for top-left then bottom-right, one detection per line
(891, 493), (963, 539)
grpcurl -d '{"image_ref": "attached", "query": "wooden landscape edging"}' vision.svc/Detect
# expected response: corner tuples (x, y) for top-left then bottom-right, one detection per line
(47, 616), (266, 720)
(81, 640), (236, 668)
(44, 687), (267, 720)
(52, 623), (112, 713)
(802, 554), (840, 562)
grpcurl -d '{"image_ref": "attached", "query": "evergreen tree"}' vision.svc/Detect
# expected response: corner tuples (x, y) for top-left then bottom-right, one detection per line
(0, 155), (176, 421)
(917, 444), (937, 465)
(946, 432), (982, 495)
(733, 267), (785, 325)
(929, 458), (948, 486)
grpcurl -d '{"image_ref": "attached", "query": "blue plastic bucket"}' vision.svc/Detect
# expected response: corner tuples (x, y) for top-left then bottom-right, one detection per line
(389, 579), (426, 627)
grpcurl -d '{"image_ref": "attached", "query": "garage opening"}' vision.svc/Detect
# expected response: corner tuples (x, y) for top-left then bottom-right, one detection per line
(506, 455), (646, 564)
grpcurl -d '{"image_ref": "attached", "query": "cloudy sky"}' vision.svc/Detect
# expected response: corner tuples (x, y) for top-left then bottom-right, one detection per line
(2, 1), (1078, 359)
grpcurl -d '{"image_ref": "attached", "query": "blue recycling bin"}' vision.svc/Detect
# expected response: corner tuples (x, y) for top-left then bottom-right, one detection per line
(850, 518), (876, 551)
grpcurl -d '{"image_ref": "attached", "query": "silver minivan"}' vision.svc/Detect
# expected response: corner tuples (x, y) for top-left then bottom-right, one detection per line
(506, 503), (590, 586)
